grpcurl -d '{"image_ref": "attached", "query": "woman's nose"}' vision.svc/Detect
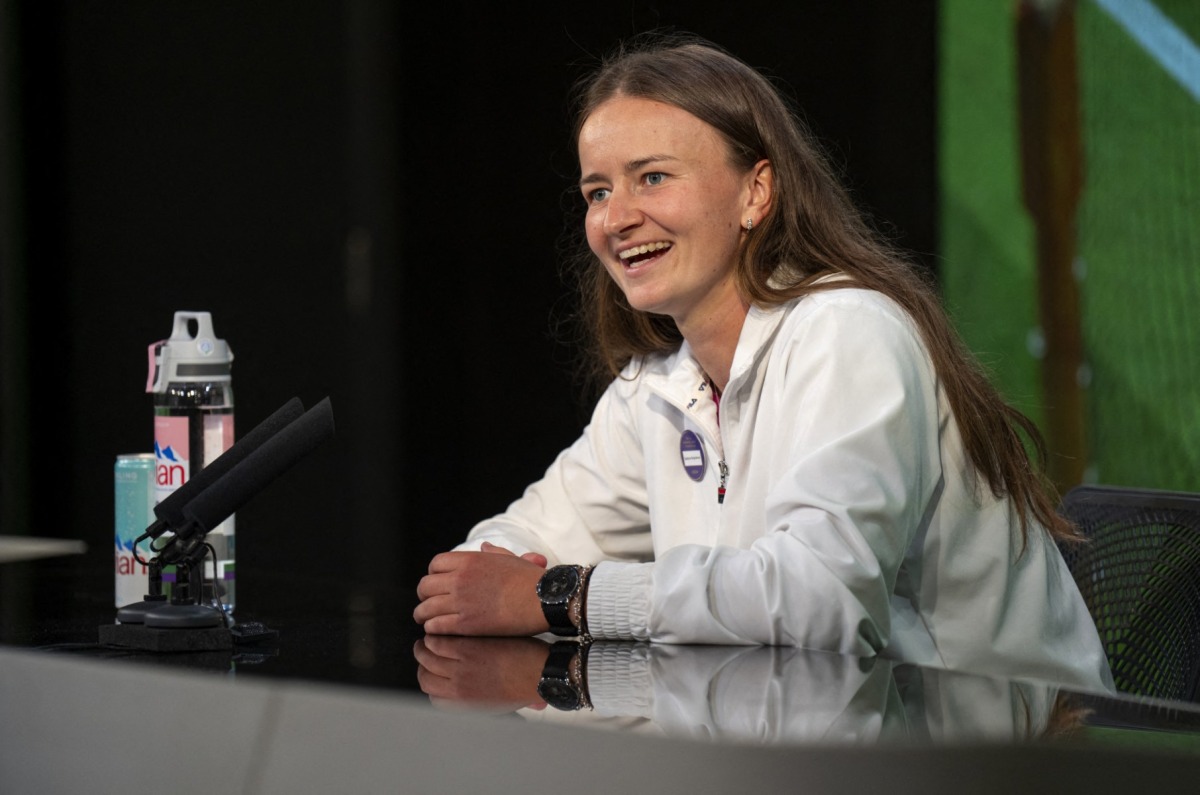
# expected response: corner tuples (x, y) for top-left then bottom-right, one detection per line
(603, 190), (642, 236)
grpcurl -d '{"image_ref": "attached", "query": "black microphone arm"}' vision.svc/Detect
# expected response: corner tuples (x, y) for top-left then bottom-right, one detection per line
(158, 397), (336, 565)
(140, 396), (306, 545)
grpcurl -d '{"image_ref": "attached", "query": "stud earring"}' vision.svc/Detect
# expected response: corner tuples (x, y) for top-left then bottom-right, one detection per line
(745, 218), (754, 231)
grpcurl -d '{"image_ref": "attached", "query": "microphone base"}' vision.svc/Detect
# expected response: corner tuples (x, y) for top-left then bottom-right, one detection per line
(144, 602), (224, 629)
(115, 597), (170, 624)
(98, 622), (232, 652)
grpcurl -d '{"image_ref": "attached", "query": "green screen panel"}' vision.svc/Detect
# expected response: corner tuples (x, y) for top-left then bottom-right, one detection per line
(940, 0), (1200, 490)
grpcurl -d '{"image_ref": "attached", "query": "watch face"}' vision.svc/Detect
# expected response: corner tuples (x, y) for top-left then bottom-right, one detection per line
(537, 678), (582, 711)
(537, 566), (579, 604)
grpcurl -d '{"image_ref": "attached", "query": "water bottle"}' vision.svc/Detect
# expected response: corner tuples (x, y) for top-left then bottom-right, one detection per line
(146, 311), (236, 612)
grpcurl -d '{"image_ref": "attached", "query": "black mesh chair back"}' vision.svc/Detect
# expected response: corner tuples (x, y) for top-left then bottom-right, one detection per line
(1059, 485), (1200, 702)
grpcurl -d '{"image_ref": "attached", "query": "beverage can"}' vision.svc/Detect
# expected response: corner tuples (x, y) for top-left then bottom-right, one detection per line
(114, 453), (156, 608)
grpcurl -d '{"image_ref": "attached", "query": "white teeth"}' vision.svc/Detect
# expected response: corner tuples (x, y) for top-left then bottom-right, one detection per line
(618, 241), (671, 260)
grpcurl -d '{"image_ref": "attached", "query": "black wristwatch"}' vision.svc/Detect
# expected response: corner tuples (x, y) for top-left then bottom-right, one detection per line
(536, 565), (585, 637)
(536, 641), (591, 711)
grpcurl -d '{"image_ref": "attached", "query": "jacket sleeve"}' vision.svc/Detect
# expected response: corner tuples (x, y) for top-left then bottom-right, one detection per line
(458, 371), (656, 566)
(590, 296), (944, 654)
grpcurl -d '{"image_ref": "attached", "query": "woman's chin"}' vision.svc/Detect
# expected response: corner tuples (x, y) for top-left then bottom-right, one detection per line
(622, 293), (673, 318)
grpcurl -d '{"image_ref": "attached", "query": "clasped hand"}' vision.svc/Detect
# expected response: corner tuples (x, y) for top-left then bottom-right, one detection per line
(414, 542), (549, 636)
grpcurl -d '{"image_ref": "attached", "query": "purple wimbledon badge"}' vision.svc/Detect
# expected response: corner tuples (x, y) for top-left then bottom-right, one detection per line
(680, 430), (706, 482)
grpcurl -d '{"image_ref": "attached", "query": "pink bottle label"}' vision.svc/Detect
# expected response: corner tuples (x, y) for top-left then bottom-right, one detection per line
(154, 415), (190, 503)
(202, 413), (234, 468)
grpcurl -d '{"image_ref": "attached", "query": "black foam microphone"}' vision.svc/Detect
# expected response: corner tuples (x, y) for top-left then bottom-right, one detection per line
(141, 396), (305, 543)
(158, 397), (335, 564)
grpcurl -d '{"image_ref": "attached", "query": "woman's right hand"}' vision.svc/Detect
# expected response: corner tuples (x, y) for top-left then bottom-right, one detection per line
(413, 546), (550, 636)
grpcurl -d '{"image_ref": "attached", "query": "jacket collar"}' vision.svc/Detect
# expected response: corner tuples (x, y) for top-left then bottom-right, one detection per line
(641, 302), (791, 410)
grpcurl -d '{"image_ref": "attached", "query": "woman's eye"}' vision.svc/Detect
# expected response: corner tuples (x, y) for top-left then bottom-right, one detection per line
(587, 187), (610, 204)
(645, 172), (666, 186)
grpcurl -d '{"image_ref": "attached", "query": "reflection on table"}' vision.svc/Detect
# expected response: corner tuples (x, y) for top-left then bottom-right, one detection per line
(415, 637), (1083, 747)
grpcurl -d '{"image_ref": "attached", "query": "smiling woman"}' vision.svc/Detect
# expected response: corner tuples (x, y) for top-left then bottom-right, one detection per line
(413, 32), (1112, 694)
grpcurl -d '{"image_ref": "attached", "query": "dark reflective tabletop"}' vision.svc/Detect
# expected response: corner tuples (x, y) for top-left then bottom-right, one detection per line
(5, 548), (1200, 791)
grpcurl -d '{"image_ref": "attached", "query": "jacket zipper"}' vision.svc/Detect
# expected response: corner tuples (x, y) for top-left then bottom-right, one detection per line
(718, 460), (728, 504)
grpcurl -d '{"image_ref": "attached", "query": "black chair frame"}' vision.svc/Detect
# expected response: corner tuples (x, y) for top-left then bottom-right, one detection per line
(1059, 484), (1200, 702)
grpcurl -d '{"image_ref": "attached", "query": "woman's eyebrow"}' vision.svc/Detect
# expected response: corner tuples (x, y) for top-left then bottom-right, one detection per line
(579, 155), (680, 188)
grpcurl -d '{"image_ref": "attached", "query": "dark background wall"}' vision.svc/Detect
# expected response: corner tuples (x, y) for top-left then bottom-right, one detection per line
(0, 1), (935, 624)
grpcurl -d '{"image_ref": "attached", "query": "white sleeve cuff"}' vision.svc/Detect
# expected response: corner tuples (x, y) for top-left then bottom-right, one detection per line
(587, 561), (653, 641)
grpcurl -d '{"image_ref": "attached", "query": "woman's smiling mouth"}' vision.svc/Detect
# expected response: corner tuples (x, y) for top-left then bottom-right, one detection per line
(618, 241), (672, 269)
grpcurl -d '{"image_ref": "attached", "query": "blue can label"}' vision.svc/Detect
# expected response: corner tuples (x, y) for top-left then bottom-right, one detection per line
(114, 453), (156, 608)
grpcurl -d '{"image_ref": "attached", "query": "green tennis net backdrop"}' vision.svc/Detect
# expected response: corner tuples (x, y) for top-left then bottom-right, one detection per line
(941, 0), (1200, 491)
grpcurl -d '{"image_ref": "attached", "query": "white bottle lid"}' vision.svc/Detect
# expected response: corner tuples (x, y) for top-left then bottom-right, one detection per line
(145, 311), (234, 393)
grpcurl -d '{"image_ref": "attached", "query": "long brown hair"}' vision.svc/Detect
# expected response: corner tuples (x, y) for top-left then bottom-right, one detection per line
(563, 33), (1074, 544)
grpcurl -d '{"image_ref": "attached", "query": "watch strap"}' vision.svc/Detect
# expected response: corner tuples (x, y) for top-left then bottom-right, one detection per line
(543, 598), (574, 636)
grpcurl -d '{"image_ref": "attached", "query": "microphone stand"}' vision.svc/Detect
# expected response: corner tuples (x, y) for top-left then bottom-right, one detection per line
(99, 396), (334, 652)
(142, 544), (225, 630)
(110, 397), (306, 631)
(101, 536), (231, 651)
(114, 557), (169, 624)
(115, 523), (225, 627)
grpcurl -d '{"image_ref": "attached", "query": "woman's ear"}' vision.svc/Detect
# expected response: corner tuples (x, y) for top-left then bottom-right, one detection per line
(745, 159), (774, 225)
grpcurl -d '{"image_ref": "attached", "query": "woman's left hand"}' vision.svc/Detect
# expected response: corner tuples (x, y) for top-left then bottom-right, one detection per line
(414, 543), (550, 636)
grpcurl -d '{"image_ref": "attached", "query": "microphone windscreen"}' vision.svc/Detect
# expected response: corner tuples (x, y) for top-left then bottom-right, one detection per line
(153, 397), (305, 527)
(182, 397), (335, 533)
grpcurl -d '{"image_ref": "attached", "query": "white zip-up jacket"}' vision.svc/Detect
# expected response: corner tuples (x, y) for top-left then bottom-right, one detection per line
(461, 288), (1112, 693)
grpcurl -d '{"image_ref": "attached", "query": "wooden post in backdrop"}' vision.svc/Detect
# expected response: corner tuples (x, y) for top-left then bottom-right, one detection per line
(1016, 0), (1088, 492)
